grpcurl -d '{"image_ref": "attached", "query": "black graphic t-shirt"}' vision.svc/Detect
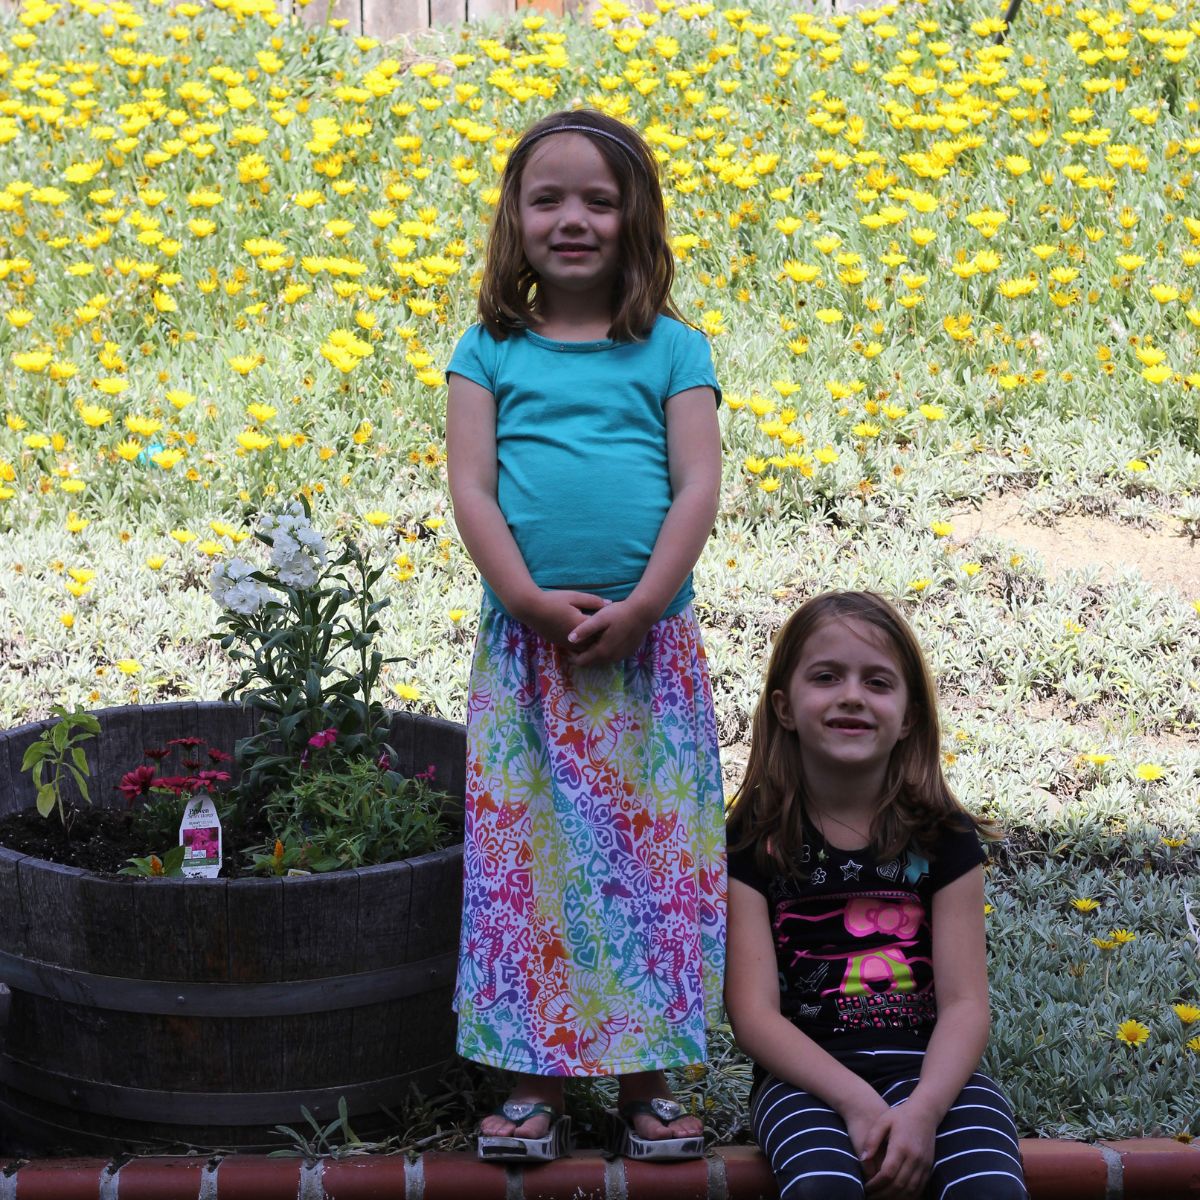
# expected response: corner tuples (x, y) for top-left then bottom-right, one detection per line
(728, 821), (984, 1050)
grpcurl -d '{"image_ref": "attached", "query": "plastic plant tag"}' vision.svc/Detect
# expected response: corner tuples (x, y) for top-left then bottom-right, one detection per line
(179, 792), (222, 878)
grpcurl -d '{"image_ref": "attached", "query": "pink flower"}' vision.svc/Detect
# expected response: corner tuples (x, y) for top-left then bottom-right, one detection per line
(155, 775), (200, 795)
(307, 727), (338, 749)
(194, 769), (231, 791)
(207, 747), (233, 763)
(415, 763), (437, 782)
(377, 752), (392, 772)
(118, 764), (158, 806)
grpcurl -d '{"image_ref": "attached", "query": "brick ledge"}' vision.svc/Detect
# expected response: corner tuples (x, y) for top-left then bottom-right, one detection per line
(0, 1141), (1197, 1199)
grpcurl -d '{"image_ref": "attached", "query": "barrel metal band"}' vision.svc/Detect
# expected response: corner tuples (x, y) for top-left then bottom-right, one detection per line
(0, 1055), (447, 1125)
(0, 949), (456, 1016)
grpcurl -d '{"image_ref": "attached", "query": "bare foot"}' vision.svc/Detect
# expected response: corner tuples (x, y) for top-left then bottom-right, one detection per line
(479, 1079), (565, 1140)
(618, 1072), (703, 1141)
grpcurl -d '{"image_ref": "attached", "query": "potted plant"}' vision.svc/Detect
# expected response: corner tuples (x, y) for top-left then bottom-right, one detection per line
(0, 502), (465, 1155)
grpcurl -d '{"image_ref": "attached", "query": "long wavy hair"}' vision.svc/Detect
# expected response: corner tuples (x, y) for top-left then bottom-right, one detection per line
(476, 109), (684, 342)
(727, 591), (997, 877)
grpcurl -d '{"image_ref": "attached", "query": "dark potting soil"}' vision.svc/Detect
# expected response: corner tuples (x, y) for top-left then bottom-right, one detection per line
(0, 804), (270, 878)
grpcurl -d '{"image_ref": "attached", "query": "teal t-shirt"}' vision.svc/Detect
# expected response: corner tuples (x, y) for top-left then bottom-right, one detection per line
(447, 315), (721, 620)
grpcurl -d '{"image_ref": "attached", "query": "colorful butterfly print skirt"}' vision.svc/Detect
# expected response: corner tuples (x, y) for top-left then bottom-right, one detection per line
(454, 601), (727, 1076)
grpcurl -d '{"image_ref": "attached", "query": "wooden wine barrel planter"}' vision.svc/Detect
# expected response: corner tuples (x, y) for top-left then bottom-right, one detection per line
(0, 701), (465, 1155)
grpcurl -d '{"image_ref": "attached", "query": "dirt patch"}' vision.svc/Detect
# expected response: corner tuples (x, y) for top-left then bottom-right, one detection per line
(950, 493), (1200, 598)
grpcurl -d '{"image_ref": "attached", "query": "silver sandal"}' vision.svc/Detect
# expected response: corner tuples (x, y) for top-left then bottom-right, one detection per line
(477, 1100), (572, 1162)
(615, 1098), (704, 1160)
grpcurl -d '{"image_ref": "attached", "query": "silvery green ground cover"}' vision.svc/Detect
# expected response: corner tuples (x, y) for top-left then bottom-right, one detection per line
(0, 0), (1197, 1140)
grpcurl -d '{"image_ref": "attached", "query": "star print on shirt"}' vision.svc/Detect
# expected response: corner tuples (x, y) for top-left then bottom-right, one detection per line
(841, 859), (863, 881)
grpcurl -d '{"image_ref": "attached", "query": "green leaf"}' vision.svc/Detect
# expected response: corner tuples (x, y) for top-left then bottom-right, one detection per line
(71, 746), (91, 777)
(51, 720), (69, 752)
(36, 784), (57, 818)
(67, 764), (92, 805)
(21, 741), (49, 771)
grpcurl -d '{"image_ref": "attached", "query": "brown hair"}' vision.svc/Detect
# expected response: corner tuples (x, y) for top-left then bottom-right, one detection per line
(476, 109), (685, 342)
(727, 590), (997, 877)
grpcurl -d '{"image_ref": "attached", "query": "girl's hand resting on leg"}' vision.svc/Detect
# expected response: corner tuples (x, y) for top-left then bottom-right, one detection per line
(861, 1101), (937, 1199)
(842, 1093), (892, 1187)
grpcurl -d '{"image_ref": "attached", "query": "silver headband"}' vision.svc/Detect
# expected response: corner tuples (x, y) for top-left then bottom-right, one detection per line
(523, 123), (640, 159)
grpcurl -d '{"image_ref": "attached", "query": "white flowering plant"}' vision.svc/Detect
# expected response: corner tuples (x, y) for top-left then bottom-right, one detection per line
(211, 498), (400, 832)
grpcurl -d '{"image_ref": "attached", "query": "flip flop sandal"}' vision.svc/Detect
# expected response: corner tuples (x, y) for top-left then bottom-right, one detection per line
(477, 1100), (572, 1162)
(614, 1098), (704, 1161)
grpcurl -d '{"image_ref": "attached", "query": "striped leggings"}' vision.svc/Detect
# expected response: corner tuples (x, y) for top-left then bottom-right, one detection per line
(752, 1048), (1028, 1200)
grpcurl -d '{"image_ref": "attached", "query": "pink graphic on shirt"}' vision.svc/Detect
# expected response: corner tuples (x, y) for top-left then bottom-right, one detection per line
(844, 896), (923, 940)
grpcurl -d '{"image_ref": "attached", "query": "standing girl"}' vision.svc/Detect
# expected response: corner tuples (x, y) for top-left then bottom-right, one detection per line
(446, 109), (725, 1162)
(725, 592), (1028, 1199)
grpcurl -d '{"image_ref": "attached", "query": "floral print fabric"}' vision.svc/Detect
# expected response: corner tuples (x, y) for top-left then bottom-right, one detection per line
(454, 602), (727, 1076)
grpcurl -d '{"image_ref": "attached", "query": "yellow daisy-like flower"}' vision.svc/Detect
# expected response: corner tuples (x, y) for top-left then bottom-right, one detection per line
(1134, 762), (1165, 781)
(1172, 1004), (1200, 1025)
(363, 510), (392, 527)
(166, 390), (196, 411)
(1114, 1020), (1150, 1046)
(227, 355), (261, 376)
(1071, 897), (1100, 912)
(392, 682), (422, 701)
(237, 430), (273, 452)
(78, 404), (112, 428)
(116, 659), (141, 676)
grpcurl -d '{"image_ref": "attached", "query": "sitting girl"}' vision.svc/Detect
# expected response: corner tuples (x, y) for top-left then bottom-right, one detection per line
(725, 591), (1028, 1199)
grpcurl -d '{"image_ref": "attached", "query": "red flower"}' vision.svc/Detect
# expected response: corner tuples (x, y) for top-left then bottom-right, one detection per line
(415, 763), (437, 782)
(207, 747), (232, 763)
(194, 769), (231, 791)
(155, 775), (200, 795)
(167, 737), (204, 749)
(307, 727), (337, 749)
(143, 746), (170, 761)
(118, 765), (158, 806)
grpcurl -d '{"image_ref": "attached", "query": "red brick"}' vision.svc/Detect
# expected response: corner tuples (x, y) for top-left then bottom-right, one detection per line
(321, 1155), (408, 1199)
(1018, 1139), (1108, 1200)
(622, 1154), (710, 1200)
(1101, 1138), (1200, 1199)
(714, 1145), (777, 1199)
(10, 1158), (108, 1200)
(113, 1156), (207, 1200)
(521, 1152), (608, 1200)
(418, 1150), (509, 1200)
(213, 1156), (304, 1200)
